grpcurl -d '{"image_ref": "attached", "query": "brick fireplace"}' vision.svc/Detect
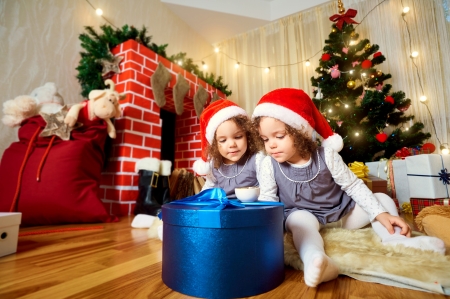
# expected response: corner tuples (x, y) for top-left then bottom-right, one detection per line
(99, 40), (226, 216)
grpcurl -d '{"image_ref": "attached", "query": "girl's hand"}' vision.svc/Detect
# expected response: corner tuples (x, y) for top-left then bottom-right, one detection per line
(375, 212), (411, 237)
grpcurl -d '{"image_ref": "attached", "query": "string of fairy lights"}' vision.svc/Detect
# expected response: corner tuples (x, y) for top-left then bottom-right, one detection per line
(85, 0), (445, 153)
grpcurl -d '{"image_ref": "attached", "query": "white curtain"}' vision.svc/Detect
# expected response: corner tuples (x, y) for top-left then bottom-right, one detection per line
(214, 0), (450, 150)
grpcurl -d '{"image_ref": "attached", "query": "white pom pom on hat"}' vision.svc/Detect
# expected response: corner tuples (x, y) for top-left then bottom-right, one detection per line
(252, 88), (343, 152)
(193, 99), (247, 175)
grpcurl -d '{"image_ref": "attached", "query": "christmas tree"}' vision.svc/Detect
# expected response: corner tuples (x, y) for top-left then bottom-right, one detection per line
(310, 7), (431, 164)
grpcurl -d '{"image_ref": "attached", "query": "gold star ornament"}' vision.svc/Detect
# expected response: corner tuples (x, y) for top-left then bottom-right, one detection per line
(40, 105), (82, 141)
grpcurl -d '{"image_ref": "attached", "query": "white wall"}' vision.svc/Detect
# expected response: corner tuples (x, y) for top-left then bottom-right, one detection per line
(0, 0), (213, 156)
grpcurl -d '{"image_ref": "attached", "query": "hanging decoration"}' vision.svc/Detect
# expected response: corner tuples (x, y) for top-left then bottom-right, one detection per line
(373, 52), (382, 58)
(347, 80), (356, 89)
(321, 53), (332, 61)
(330, 65), (341, 78)
(398, 103), (411, 112)
(151, 62), (172, 108)
(342, 47), (349, 54)
(336, 120), (343, 127)
(173, 73), (190, 115)
(385, 96), (395, 104)
(329, 8), (359, 30)
(375, 130), (388, 143)
(361, 59), (373, 69)
(96, 52), (123, 78)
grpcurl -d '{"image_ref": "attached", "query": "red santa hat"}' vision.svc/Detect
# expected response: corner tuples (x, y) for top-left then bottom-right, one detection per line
(193, 99), (247, 175)
(252, 88), (343, 152)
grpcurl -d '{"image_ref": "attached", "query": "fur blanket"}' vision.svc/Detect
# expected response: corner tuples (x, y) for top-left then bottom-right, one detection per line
(284, 228), (450, 295)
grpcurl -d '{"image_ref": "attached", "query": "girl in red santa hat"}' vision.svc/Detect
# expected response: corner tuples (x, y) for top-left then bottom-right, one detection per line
(253, 88), (445, 287)
(193, 99), (277, 201)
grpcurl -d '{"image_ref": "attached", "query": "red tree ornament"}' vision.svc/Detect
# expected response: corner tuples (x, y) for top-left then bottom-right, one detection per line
(361, 59), (372, 69)
(375, 131), (388, 143)
(322, 53), (331, 61)
(422, 142), (436, 153)
(385, 96), (395, 104)
(373, 52), (382, 58)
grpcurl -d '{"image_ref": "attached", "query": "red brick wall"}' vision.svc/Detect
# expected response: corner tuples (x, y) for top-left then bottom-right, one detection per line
(99, 39), (225, 216)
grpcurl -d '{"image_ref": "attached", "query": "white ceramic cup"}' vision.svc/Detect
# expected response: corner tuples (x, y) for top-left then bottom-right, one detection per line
(235, 186), (260, 202)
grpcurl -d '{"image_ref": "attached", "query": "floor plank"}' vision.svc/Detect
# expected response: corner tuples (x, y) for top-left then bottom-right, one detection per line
(0, 216), (447, 299)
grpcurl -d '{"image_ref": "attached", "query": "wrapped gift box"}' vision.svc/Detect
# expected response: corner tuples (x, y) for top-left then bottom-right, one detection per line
(391, 160), (410, 206)
(405, 154), (450, 199)
(366, 161), (389, 180)
(0, 212), (21, 257)
(361, 175), (388, 194)
(410, 198), (449, 216)
(161, 198), (285, 299)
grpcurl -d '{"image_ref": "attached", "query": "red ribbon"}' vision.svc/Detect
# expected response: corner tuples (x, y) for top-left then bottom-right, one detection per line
(329, 9), (360, 30)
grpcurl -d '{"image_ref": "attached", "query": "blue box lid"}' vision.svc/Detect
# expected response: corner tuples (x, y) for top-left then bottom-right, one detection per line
(162, 202), (284, 229)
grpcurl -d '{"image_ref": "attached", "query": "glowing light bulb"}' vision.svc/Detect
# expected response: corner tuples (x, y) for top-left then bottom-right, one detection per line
(305, 60), (311, 66)
(202, 61), (207, 69)
(350, 40), (357, 46)
(214, 48), (219, 53)
(96, 8), (103, 16)
(441, 144), (450, 155)
(405, 127), (409, 131)
(402, 7), (410, 14)
(411, 51), (419, 58)
(420, 95), (427, 102)
(355, 132), (359, 136)
(177, 60), (182, 66)
(344, 104), (349, 108)
(264, 67), (270, 73)
(328, 109), (332, 113)
(349, 70), (354, 74)
(235, 62), (240, 69)
(362, 73), (366, 77)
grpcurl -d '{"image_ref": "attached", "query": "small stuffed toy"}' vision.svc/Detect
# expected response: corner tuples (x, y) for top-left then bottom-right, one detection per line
(64, 79), (125, 139)
(2, 82), (64, 127)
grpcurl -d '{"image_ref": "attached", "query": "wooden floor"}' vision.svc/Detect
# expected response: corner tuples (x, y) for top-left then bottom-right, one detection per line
(0, 215), (447, 299)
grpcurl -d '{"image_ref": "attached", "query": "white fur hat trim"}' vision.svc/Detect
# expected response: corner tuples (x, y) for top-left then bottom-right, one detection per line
(321, 133), (344, 152)
(193, 159), (211, 176)
(252, 102), (314, 135)
(205, 105), (247, 144)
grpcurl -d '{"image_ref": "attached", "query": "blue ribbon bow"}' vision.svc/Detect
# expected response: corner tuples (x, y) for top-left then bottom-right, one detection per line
(439, 168), (450, 185)
(169, 188), (246, 210)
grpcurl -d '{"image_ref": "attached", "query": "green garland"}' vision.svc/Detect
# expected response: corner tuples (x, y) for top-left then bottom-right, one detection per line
(76, 24), (232, 98)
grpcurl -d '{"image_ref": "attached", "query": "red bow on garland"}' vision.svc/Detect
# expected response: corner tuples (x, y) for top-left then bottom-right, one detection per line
(329, 9), (360, 30)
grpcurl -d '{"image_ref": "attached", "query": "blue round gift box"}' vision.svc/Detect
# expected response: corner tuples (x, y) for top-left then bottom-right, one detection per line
(161, 202), (285, 299)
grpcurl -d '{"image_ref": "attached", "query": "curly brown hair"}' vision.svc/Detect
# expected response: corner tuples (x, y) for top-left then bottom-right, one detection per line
(208, 115), (260, 169)
(253, 116), (317, 160)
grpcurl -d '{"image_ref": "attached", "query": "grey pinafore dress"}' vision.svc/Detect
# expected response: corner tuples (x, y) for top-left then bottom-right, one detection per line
(211, 153), (258, 199)
(272, 147), (355, 224)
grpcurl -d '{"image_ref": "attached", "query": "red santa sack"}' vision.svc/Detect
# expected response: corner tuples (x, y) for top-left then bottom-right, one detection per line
(0, 115), (117, 226)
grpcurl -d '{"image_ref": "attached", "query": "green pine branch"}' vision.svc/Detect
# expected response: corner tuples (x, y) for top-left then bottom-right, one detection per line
(76, 25), (232, 98)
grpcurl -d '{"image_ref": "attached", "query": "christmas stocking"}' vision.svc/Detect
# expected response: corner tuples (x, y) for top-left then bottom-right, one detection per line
(151, 62), (172, 108)
(173, 73), (190, 115)
(193, 85), (209, 118)
(211, 92), (220, 103)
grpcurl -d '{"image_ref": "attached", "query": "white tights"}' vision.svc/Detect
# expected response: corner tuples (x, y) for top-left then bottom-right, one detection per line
(285, 193), (445, 287)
